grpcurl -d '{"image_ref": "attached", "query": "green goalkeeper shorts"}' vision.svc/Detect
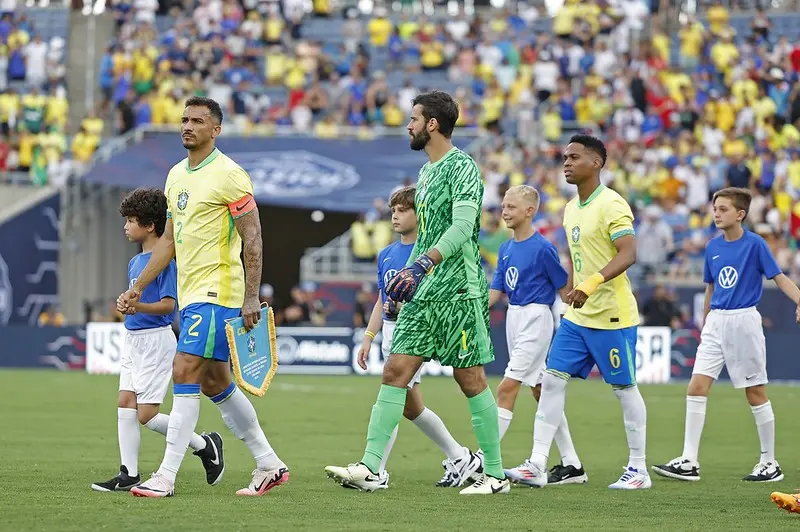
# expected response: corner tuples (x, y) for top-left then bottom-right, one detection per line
(389, 298), (494, 369)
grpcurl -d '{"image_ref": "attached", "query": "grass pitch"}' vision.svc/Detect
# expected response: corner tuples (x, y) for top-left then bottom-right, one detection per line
(2, 371), (799, 531)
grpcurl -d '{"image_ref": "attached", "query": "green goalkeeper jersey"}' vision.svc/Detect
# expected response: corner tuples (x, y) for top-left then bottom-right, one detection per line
(410, 147), (487, 302)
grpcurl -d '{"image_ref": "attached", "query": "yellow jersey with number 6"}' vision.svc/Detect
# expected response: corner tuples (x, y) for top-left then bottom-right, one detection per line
(562, 185), (639, 330)
(165, 148), (256, 310)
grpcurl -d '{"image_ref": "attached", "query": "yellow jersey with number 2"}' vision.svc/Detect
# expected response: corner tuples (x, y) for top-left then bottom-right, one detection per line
(563, 185), (639, 330)
(165, 148), (256, 310)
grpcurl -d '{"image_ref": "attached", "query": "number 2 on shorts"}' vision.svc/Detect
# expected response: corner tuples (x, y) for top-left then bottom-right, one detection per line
(609, 348), (621, 369)
(188, 314), (203, 337)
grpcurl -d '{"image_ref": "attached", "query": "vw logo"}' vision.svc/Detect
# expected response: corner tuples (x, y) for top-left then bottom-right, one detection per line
(718, 266), (738, 289)
(384, 269), (398, 287)
(505, 267), (519, 291)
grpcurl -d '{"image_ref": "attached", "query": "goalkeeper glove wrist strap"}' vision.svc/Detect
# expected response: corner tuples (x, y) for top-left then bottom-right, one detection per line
(415, 254), (435, 274)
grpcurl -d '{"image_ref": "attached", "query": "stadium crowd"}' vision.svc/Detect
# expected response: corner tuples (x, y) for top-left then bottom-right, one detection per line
(4, 0), (800, 306)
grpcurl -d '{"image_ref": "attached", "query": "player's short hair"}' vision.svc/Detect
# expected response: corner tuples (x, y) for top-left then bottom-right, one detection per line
(411, 91), (459, 138)
(119, 188), (168, 237)
(389, 186), (416, 211)
(713, 187), (752, 219)
(185, 96), (224, 125)
(568, 134), (607, 167)
(505, 185), (540, 212)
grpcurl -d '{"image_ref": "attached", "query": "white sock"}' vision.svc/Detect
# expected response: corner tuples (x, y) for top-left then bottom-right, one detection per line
(682, 396), (707, 462)
(216, 387), (283, 471)
(497, 407), (513, 441)
(118, 407), (140, 477)
(614, 386), (647, 471)
(751, 401), (775, 463)
(157, 394), (200, 483)
(379, 425), (398, 473)
(530, 373), (567, 469)
(411, 407), (466, 461)
(145, 413), (206, 452)
(554, 413), (581, 469)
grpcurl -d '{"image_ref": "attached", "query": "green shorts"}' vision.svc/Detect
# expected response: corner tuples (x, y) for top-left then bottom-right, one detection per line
(390, 298), (494, 369)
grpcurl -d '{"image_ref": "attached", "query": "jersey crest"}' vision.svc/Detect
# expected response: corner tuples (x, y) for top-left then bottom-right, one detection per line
(571, 226), (581, 243)
(177, 190), (190, 211)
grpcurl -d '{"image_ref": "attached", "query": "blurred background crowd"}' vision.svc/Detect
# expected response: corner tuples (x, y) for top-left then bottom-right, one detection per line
(3, 0), (800, 327)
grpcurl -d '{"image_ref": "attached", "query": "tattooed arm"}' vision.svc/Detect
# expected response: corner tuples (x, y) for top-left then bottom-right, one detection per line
(234, 208), (263, 330)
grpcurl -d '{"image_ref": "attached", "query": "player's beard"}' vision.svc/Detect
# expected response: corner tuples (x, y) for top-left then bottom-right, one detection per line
(410, 129), (430, 151)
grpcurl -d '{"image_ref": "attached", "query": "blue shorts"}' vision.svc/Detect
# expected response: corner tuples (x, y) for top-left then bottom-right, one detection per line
(177, 303), (240, 362)
(546, 319), (638, 386)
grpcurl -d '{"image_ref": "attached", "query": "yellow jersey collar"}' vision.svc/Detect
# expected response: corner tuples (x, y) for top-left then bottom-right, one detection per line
(578, 183), (605, 208)
(186, 147), (220, 173)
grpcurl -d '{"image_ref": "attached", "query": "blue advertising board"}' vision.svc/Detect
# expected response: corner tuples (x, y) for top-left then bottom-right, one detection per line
(0, 194), (60, 325)
(82, 133), (471, 213)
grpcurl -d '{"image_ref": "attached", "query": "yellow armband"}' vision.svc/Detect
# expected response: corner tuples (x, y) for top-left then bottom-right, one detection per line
(575, 273), (605, 297)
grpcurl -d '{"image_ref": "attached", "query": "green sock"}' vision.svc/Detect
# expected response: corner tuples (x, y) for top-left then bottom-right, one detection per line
(468, 387), (504, 479)
(361, 384), (407, 474)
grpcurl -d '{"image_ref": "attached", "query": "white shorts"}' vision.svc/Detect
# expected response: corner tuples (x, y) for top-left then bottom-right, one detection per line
(119, 326), (177, 404)
(692, 307), (768, 389)
(505, 303), (554, 387)
(382, 320), (423, 389)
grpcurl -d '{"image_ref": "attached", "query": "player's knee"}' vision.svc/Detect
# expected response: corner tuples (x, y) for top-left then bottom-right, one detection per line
(137, 406), (159, 425)
(532, 384), (542, 402)
(542, 370), (568, 394)
(453, 366), (487, 397)
(496, 378), (520, 406)
(200, 374), (225, 397)
(687, 374), (713, 397)
(745, 385), (768, 406)
(118, 391), (137, 409)
(172, 353), (203, 384)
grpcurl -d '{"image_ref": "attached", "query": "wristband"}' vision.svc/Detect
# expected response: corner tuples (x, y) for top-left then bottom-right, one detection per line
(575, 272), (605, 297)
(365, 330), (376, 340)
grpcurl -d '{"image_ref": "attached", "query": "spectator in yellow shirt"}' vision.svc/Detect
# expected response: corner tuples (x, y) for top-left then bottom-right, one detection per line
(706, 4), (729, 36)
(381, 95), (404, 127)
(72, 126), (99, 164)
(678, 17), (705, 70)
(82, 111), (104, 137)
(368, 8), (393, 47)
(420, 41), (444, 70)
(45, 87), (68, 129)
(710, 31), (738, 74)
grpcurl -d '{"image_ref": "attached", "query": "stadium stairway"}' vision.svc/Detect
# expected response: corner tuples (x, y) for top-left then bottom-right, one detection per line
(65, 11), (116, 135)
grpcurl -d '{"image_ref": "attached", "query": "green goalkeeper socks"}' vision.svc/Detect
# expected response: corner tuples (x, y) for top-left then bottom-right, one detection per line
(361, 384), (407, 474)
(468, 387), (504, 479)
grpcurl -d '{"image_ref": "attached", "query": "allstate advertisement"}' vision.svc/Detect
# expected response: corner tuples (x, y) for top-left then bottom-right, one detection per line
(85, 322), (671, 384)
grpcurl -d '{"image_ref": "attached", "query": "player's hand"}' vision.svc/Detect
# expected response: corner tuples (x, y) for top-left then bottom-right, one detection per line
(568, 273), (604, 309)
(383, 298), (400, 321)
(566, 288), (589, 309)
(357, 337), (371, 370)
(241, 297), (261, 331)
(385, 254), (435, 302)
(117, 288), (141, 314)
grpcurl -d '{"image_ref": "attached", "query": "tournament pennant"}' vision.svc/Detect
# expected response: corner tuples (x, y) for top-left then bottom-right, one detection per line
(226, 306), (279, 397)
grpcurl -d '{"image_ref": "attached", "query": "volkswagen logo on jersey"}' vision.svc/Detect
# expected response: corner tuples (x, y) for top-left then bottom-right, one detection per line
(384, 269), (398, 287)
(505, 266), (519, 291)
(230, 150), (360, 198)
(571, 226), (580, 243)
(718, 266), (738, 289)
(0, 252), (12, 326)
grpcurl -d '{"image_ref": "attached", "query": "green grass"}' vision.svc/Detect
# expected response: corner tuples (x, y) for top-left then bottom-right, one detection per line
(1, 371), (799, 531)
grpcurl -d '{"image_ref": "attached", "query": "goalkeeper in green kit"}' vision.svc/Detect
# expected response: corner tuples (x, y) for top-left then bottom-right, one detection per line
(325, 91), (509, 495)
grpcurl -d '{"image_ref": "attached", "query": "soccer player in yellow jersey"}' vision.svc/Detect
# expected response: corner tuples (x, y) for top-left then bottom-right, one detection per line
(511, 135), (651, 490)
(117, 97), (289, 498)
